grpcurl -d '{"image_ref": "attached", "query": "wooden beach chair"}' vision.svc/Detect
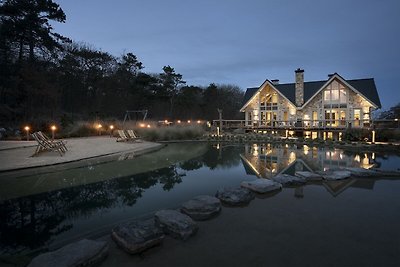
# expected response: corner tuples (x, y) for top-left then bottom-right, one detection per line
(37, 131), (68, 152)
(31, 132), (65, 156)
(116, 130), (130, 142)
(126, 130), (141, 142)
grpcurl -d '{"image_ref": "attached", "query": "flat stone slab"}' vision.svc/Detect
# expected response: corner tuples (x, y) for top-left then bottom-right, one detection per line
(28, 239), (108, 267)
(344, 167), (382, 177)
(319, 170), (351, 180)
(155, 210), (198, 240)
(181, 195), (221, 220)
(272, 174), (306, 186)
(215, 187), (255, 206)
(111, 219), (164, 254)
(241, 179), (282, 193)
(295, 171), (323, 181)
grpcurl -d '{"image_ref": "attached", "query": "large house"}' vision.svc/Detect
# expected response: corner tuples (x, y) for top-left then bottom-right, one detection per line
(240, 69), (381, 139)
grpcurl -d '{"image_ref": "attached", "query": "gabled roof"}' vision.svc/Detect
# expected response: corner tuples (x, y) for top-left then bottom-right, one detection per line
(241, 76), (381, 110)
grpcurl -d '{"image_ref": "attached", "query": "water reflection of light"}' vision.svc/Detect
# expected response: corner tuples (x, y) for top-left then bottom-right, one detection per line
(289, 152), (296, 163)
(216, 143), (220, 150)
(354, 155), (360, 162)
(252, 144), (259, 157)
(303, 145), (309, 155)
(372, 153), (375, 160)
(339, 153), (344, 160)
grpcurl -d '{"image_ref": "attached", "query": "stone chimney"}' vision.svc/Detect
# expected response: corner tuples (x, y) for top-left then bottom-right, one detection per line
(271, 79), (279, 85)
(295, 68), (304, 106)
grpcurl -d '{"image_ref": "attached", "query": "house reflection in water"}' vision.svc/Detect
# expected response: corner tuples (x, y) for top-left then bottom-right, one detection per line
(240, 143), (377, 197)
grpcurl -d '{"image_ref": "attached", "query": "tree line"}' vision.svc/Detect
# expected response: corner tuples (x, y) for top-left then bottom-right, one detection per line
(0, 0), (244, 126)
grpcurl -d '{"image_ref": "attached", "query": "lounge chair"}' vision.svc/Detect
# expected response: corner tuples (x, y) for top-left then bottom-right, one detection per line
(126, 130), (141, 142)
(116, 130), (130, 142)
(31, 132), (66, 156)
(37, 131), (68, 152)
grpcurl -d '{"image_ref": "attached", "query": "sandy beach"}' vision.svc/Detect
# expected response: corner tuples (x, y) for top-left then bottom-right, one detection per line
(0, 137), (162, 172)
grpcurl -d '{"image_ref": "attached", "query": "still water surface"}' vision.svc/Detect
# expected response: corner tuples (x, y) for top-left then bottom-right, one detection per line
(0, 142), (399, 263)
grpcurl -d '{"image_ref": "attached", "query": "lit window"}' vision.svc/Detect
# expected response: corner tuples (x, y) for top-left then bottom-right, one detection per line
(324, 90), (330, 101)
(331, 89), (339, 100)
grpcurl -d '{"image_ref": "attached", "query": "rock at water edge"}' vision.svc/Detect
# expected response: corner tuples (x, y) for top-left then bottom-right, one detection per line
(273, 174), (306, 186)
(240, 179), (282, 193)
(295, 171), (323, 181)
(28, 239), (108, 267)
(215, 187), (255, 206)
(321, 170), (351, 180)
(181, 195), (221, 220)
(155, 210), (198, 240)
(111, 219), (164, 254)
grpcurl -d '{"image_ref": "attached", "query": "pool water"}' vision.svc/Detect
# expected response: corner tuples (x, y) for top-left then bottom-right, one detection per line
(0, 142), (400, 265)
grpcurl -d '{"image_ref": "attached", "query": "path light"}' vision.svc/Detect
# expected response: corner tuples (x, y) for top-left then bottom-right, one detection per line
(164, 119), (168, 124)
(24, 126), (30, 141)
(147, 124), (151, 128)
(187, 120), (191, 123)
(109, 125), (114, 137)
(50, 125), (57, 140)
(97, 124), (102, 136)
(139, 123), (145, 128)
(177, 120), (181, 124)
(197, 120), (201, 124)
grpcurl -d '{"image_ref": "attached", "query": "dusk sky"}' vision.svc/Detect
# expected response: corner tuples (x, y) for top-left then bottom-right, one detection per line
(54, 0), (400, 110)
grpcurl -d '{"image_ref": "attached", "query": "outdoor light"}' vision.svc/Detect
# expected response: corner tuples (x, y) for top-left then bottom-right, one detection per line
(177, 120), (181, 124)
(109, 125), (114, 138)
(395, 119), (398, 121)
(50, 125), (56, 140)
(197, 120), (201, 124)
(147, 124), (151, 128)
(24, 126), (30, 141)
(96, 124), (102, 136)
(139, 123), (145, 128)
(372, 130), (376, 144)
(164, 119), (168, 124)
(187, 120), (191, 123)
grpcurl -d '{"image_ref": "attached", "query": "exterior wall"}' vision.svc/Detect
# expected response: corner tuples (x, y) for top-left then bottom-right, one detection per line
(244, 83), (296, 127)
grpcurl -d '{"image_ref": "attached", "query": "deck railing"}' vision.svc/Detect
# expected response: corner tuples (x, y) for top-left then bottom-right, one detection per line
(211, 119), (396, 130)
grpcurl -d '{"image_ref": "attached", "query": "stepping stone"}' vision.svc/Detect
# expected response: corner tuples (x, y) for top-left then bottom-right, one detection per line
(295, 171), (323, 181)
(241, 179), (282, 193)
(111, 219), (164, 254)
(215, 187), (255, 206)
(181, 195), (221, 220)
(155, 210), (198, 240)
(28, 239), (108, 267)
(344, 167), (380, 177)
(272, 174), (306, 186)
(319, 170), (351, 180)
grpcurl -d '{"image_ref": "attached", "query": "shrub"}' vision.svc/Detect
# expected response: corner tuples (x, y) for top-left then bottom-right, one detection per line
(136, 125), (205, 141)
(343, 128), (370, 141)
(376, 129), (400, 142)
